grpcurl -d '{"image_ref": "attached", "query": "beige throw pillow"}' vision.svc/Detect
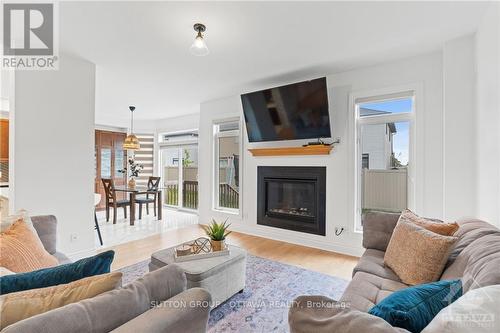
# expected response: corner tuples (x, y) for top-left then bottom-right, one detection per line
(384, 220), (457, 285)
(0, 219), (58, 272)
(400, 209), (459, 236)
(0, 272), (122, 329)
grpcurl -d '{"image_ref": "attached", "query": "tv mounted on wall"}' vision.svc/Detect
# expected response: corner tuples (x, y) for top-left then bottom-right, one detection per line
(240, 77), (331, 143)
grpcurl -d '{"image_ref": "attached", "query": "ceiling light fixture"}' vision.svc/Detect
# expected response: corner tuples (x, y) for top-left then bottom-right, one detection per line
(190, 23), (209, 56)
(123, 106), (140, 150)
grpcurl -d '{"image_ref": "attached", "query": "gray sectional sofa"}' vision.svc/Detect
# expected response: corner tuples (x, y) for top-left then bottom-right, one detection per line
(2, 216), (212, 333)
(289, 212), (500, 333)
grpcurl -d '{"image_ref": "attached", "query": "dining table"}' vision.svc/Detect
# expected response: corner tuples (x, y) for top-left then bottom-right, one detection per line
(113, 185), (163, 226)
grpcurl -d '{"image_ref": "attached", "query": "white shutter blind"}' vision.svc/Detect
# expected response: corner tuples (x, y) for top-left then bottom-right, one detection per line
(134, 133), (154, 187)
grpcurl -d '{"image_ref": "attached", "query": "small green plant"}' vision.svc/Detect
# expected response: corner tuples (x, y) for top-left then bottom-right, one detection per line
(203, 219), (231, 241)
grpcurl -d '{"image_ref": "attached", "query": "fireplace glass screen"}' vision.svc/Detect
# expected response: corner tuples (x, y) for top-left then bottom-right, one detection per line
(266, 180), (316, 220)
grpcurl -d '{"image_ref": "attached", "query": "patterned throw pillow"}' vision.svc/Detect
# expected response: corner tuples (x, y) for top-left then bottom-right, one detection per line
(400, 210), (459, 236)
(0, 272), (122, 329)
(0, 219), (58, 273)
(369, 279), (463, 333)
(384, 220), (457, 285)
(0, 250), (115, 295)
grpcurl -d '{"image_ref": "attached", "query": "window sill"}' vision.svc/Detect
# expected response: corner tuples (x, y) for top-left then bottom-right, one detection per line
(212, 207), (240, 216)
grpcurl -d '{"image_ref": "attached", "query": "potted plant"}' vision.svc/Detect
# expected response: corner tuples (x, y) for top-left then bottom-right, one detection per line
(203, 219), (231, 251)
(119, 157), (144, 188)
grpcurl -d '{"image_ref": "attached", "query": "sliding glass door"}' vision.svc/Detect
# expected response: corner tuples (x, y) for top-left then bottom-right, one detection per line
(160, 145), (198, 211)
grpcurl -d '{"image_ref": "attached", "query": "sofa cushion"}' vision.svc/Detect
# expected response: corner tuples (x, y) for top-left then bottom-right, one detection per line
(340, 272), (409, 312)
(441, 233), (500, 291)
(398, 210), (459, 236)
(30, 215), (58, 255)
(445, 219), (500, 267)
(362, 211), (401, 251)
(0, 219), (59, 273)
(368, 279), (462, 333)
(0, 272), (122, 329)
(422, 285), (500, 333)
(1, 264), (187, 333)
(353, 249), (401, 281)
(384, 220), (457, 285)
(0, 250), (114, 295)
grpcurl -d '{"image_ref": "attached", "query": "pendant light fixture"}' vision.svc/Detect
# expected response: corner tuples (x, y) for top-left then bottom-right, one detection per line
(190, 23), (209, 56)
(123, 106), (140, 150)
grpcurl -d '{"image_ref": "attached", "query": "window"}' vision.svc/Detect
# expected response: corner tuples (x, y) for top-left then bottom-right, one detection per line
(355, 93), (414, 231)
(159, 131), (199, 211)
(213, 120), (241, 213)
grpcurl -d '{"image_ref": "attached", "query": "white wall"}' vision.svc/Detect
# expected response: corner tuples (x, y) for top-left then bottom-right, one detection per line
(199, 52), (445, 256)
(13, 54), (96, 255)
(442, 35), (477, 221)
(135, 113), (199, 134)
(475, 3), (500, 227)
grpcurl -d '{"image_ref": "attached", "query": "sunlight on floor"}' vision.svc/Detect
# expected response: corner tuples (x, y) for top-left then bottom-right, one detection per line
(95, 208), (198, 248)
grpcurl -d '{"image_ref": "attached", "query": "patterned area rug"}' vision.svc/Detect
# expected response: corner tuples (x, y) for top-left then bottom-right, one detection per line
(118, 254), (348, 333)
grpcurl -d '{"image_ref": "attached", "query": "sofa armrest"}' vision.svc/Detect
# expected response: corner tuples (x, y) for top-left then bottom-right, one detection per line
(289, 295), (409, 333)
(111, 288), (212, 333)
(31, 215), (58, 254)
(362, 212), (401, 251)
(2, 264), (188, 333)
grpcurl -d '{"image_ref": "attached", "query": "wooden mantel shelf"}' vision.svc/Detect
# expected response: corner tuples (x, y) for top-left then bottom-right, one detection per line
(248, 145), (333, 157)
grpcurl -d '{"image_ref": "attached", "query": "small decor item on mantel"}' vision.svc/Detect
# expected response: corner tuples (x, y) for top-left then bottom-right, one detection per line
(119, 158), (143, 189)
(203, 219), (231, 251)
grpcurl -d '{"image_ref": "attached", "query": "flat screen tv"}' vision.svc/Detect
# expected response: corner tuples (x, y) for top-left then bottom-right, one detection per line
(241, 77), (331, 143)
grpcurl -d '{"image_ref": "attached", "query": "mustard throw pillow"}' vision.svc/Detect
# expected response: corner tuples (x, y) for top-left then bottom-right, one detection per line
(400, 209), (459, 236)
(0, 272), (122, 329)
(384, 220), (457, 285)
(0, 219), (58, 273)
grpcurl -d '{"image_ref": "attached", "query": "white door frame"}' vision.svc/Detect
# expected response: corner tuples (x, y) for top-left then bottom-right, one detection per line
(349, 83), (423, 231)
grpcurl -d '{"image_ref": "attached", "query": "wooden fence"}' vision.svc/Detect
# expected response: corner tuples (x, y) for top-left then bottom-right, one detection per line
(164, 181), (238, 210)
(362, 168), (407, 212)
(183, 181), (198, 209)
(219, 183), (239, 209)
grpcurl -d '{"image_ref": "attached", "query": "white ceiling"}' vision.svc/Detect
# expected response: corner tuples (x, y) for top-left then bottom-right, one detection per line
(60, 1), (489, 126)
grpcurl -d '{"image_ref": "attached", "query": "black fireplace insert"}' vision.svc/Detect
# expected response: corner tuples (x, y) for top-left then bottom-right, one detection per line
(257, 166), (326, 236)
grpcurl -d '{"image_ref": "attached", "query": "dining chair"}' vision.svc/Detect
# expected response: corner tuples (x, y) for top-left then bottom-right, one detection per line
(102, 178), (131, 224)
(136, 176), (161, 220)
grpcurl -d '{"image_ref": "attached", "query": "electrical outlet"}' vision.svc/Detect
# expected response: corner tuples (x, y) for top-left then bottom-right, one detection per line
(334, 226), (347, 236)
(70, 233), (78, 242)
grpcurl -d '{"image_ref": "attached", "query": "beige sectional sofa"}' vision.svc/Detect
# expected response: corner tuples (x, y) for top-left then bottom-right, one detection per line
(2, 216), (212, 333)
(289, 212), (500, 333)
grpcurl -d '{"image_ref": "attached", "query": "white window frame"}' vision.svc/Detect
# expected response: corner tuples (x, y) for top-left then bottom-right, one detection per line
(352, 89), (417, 232)
(213, 119), (242, 215)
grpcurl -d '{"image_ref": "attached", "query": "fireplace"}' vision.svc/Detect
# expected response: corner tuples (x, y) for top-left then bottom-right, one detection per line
(257, 166), (326, 236)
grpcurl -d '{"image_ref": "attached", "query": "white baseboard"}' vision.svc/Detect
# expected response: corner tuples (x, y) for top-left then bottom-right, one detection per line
(228, 223), (364, 257)
(66, 247), (98, 261)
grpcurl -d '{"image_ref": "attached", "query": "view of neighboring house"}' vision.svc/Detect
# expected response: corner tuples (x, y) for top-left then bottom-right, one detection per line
(360, 108), (397, 170)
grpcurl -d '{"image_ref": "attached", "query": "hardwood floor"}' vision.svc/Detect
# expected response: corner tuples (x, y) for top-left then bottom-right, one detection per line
(102, 225), (359, 280)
